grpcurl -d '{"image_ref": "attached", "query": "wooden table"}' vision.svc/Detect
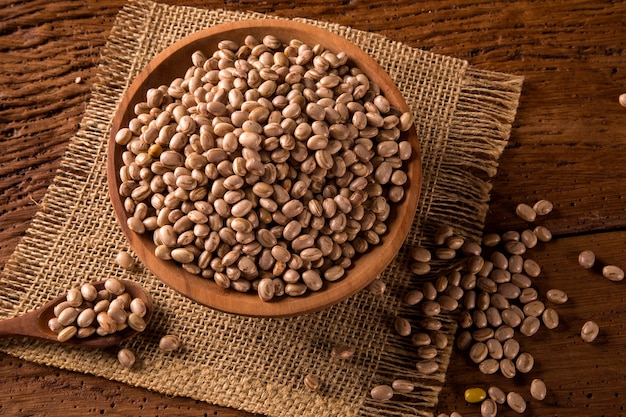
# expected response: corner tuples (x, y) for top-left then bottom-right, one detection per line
(2, 1), (625, 415)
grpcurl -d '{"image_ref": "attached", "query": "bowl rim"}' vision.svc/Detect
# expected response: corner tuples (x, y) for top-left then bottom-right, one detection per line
(107, 19), (422, 317)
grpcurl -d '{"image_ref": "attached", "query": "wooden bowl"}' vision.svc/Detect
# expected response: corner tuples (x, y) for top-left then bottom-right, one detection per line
(107, 19), (422, 317)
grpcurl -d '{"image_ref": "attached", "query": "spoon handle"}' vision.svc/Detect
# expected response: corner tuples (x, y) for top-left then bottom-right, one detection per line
(0, 310), (54, 342)
(0, 314), (30, 338)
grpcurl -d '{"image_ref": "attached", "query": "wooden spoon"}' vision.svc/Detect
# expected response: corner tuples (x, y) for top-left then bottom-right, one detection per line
(0, 280), (152, 348)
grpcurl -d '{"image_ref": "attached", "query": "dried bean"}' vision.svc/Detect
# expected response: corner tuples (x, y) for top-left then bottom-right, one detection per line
(392, 379), (414, 393)
(57, 326), (78, 342)
(304, 373), (321, 391)
(542, 308), (560, 329)
(578, 250), (596, 268)
(410, 247), (431, 263)
(481, 398), (498, 417)
(502, 338), (520, 359)
(394, 317), (412, 336)
(403, 289), (423, 305)
(500, 358), (516, 379)
(530, 378), (547, 401)
(118, 348), (136, 368)
(482, 233), (501, 247)
(534, 225), (552, 242)
(469, 342), (489, 363)
(522, 300), (545, 317)
(533, 199), (553, 215)
(546, 289), (568, 304)
(479, 358), (500, 375)
(488, 386), (506, 404)
(603, 265), (624, 281)
(515, 203), (536, 222)
(515, 352), (534, 373)
(416, 359), (439, 374)
(506, 391), (527, 413)
(417, 346), (438, 360)
(371, 384), (394, 401)
(464, 387), (487, 403)
(581, 320), (600, 342)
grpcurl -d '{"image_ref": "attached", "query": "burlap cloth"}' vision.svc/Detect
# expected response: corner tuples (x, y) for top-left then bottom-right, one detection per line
(0, 1), (523, 416)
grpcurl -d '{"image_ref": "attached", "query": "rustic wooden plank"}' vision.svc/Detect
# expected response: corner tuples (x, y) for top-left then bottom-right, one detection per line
(1, 0), (625, 416)
(0, 352), (257, 416)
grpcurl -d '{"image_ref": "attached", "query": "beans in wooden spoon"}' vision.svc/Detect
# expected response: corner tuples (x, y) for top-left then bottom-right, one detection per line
(0, 280), (152, 348)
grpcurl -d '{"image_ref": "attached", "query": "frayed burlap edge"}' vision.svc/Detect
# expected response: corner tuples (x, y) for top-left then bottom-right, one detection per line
(0, 1), (523, 417)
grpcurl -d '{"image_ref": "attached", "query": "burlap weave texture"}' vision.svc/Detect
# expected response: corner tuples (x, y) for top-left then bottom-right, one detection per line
(0, 1), (523, 416)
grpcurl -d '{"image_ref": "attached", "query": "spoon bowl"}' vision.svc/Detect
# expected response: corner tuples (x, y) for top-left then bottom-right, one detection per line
(0, 280), (152, 348)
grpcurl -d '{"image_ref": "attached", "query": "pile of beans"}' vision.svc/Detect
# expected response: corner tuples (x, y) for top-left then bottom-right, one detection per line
(368, 198), (625, 416)
(115, 34), (414, 301)
(47, 278), (148, 343)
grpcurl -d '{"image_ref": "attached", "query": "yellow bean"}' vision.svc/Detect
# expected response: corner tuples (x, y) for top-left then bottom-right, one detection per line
(464, 387), (487, 403)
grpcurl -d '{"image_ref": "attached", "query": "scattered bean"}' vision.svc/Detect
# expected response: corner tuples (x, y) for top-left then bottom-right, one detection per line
(416, 359), (439, 374)
(421, 300), (441, 316)
(394, 317), (412, 336)
(367, 279), (386, 295)
(515, 203), (536, 223)
(500, 358), (516, 379)
(371, 384), (394, 401)
(391, 379), (414, 394)
(515, 352), (534, 373)
(520, 316), (540, 337)
(117, 348), (136, 368)
(546, 289), (568, 304)
(533, 199), (553, 216)
(469, 342), (489, 363)
(522, 300), (545, 317)
(542, 308), (560, 329)
(304, 373), (321, 391)
(486, 338), (503, 360)
(530, 378), (547, 401)
(456, 330), (473, 350)
(578, 250), (596, 269)
(417, 346), (438, 360)
(479, 358), (500, 375)
(533, 226), (552, 242)
(581, 320), (600, 342)
(482, 233), (501, 247)
(502, 338), (520, 359)
(159, 335), (181, 352)
(410, 247), (432, 263)
(411, 261), (431, 275)
(488, 386), (506, 404)
(481, 398), (498, 417)
(403, 289), (424, 305)
(464, 387), (487, 403)
(506, 391), (527, 414)
(602, 265), (624, 282)
(116, 251), (135, 270)
(520, 229), (538, 249)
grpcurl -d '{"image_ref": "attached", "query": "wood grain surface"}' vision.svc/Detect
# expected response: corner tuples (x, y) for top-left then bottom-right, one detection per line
(1, 1), (625, 416)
